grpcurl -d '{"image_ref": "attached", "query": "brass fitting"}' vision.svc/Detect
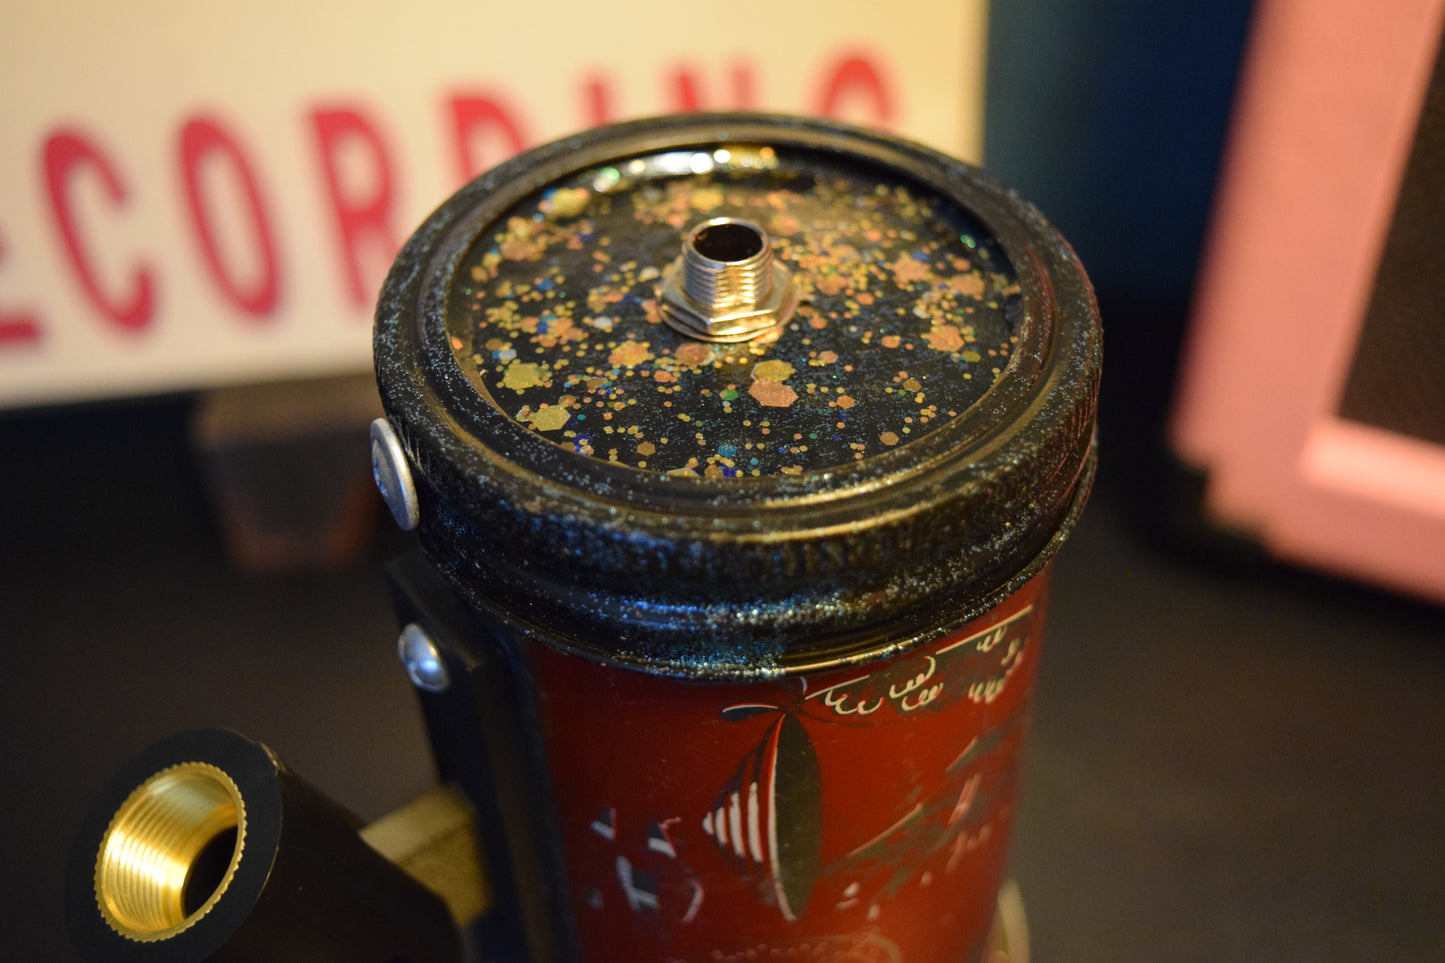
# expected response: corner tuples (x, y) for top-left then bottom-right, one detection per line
(93, 762), (246, 942)
(67, 729), (462, 963)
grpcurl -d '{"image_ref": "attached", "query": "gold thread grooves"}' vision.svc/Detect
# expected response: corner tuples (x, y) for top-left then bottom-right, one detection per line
(93, 762), (247, 942)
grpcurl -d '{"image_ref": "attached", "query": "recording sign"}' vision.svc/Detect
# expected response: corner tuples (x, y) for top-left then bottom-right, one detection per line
(0, 0), (985, 408)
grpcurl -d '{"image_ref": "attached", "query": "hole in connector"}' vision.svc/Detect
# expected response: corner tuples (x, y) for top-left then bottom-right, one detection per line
(691, 221), (764, 263)
(183, 825), (239, 916)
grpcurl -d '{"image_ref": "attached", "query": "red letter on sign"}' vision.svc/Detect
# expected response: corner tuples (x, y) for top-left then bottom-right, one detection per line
(582, 72), (615, 127)
(42, 128), (156, 331)
(816, 51), (896, 128)
(449, 93), (530, 184)
(0, 227), (42, 347)
(669, 61), (757, 112)
(179, 115), (282, 318)
(311, 106), (399, 308)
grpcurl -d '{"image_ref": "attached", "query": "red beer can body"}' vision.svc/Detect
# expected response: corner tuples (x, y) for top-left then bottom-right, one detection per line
(375, 114), (1101, 962)
(531, 574), (1051, 961)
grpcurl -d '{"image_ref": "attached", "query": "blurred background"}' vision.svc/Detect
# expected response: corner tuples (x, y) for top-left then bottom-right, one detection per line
(3, 0), (1443, 959)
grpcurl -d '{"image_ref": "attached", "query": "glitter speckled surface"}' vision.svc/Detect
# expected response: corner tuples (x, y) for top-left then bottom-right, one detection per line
(447, 146), (1021, 478)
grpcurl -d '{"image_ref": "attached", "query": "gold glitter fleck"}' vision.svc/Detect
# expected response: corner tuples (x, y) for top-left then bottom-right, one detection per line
(892, 256), (931, 283)
(528, 406), (570, 431)
(501, 235), (546, 261)
(674, 342), (712, 366)
(690, 187), (725, 212)
(949, 274), (986, 298)
(836, 395), (856, 409)
(926, 324), (965, 352)
(546, 187), (591, 219)
(637, 441), (656, 456)
(609, 341), (653, 367)
(752, 360), (795, 383)
(770, 213), (801, 234)
(502, 362), (548, 390)
(750, 381), (798, 407)
(881, 431), (900, 446)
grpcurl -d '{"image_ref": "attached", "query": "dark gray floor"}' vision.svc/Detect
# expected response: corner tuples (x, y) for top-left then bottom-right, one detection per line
(1014, 500), (1445, 960)
(2, 401), (1442, 961)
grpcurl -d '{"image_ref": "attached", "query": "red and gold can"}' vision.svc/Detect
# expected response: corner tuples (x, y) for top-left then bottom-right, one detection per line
(374, 113), (1101, 963)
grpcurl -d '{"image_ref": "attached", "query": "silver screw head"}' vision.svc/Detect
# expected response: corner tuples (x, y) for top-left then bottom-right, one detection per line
(397, 623), (449, 692)
(370, 417), (420, 531)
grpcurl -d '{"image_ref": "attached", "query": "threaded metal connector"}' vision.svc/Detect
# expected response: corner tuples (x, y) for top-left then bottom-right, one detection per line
(659, 218), (798, 343)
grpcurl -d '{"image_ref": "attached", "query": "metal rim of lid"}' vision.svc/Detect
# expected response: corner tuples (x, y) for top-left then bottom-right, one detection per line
(374, 113), (1101, 678)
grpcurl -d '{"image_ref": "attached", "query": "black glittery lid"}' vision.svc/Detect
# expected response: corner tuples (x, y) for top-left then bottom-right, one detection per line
(375, 114), (1101, 678)
(447, 145), (1019, 479)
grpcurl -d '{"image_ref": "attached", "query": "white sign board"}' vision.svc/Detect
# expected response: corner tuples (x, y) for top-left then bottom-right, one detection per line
(0, 1), (986, 407)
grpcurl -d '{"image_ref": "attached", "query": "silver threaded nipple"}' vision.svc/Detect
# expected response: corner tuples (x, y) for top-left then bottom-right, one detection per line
(683, 219), (774, 310)
(659, 217), (798, 343)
